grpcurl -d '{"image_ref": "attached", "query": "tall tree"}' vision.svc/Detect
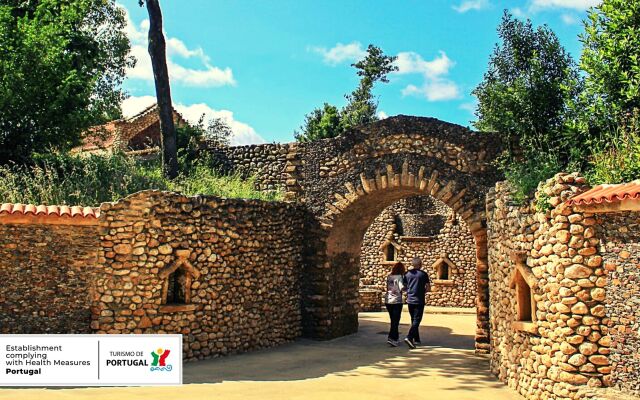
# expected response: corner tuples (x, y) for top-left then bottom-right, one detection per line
(473, 12), (582, 203)
(472, 11), (581, 163)
(139, 0), (177, 179)
(0, 0), (133, 164)
(295, 44), (397, 142)
(578, 0), (640, 137)
(340, 45), (398, 130)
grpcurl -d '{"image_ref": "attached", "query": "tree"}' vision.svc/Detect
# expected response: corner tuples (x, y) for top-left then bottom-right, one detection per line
(0, 0), (133, 164)
(295, 44), (397, 142)
(139, 0), (178, 179)
(294, 103), (342, 143)
(578, 0), (640, 138)
(473, 12), (581, 163)
(205, 117), (233, 148)
(340, 45), (398, 129)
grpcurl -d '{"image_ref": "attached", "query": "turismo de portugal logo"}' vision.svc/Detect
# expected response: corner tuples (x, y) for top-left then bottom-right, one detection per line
(150, 348), (172, 372)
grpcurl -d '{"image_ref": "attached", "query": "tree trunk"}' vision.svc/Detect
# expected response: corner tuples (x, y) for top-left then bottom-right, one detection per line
(144, 0), (178, 179)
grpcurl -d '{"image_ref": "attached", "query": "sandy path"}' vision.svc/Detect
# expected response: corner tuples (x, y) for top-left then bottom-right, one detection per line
(0, 310), (521, 400)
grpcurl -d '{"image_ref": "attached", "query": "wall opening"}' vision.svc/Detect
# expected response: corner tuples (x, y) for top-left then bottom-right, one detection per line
(437, 261), (449, 280)
(514, 272), (532, 322)
(166, 267), (187, 305)
(385, 243), (396, 262)
(509, 251), (537, 334)
(316, 180), (489, 351)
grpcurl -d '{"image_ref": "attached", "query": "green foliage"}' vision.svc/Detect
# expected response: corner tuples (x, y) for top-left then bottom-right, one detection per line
(0, 152), (281, 206)
(498, 152), (562, 205)
(473, 11), (581, 164)
(295, 44), (397, 142)
(586, 111), (640, 185)
(535, 190), (553, 213)
(340, 45), (398, 129)
(0, 0), (133, 164)
(579, 0), (640, 135)
(294, 103), (342, 143)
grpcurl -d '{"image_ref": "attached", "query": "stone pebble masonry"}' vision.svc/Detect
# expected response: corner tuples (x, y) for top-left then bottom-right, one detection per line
(0, 223), (98, 333)
(93, 190), (304, 361)
(487, 173), (640, 400)
(2, 116), (640, 400)
(359, 195), (477, 310)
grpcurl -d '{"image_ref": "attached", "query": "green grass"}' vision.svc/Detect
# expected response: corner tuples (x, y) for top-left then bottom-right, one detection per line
(0, 152), (282, 206)
(586, 128), (640, 185)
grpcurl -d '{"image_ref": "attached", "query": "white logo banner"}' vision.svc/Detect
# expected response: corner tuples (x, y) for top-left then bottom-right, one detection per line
(0, 334), (182, 386)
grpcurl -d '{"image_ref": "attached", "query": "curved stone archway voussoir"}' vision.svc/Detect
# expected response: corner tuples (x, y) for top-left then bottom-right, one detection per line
(308, 159), (492, 352)
(320, 161), (486, 237)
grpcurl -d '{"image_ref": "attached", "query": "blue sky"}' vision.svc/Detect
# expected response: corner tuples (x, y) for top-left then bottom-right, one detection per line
(119, 0), (599, 145)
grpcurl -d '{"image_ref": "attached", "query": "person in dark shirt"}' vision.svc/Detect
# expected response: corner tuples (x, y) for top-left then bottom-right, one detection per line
(402, 257), (431, 349)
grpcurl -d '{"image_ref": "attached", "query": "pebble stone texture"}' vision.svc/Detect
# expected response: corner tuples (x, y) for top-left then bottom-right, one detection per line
(213, 116), (504, 353)
(4, 114), (638, 399)
(0, 223), (98, 333)
(598, 213), (640, 396)
(359, 195), (477, 311)
(93, 190), (304, 361)
(485, 173), (640, 400)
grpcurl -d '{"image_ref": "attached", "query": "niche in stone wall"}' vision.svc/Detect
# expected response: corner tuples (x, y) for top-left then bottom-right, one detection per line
(509, 251), (538, 334)
(158, 250), (200, 313)
(379, 240), (401, 265)
(431, 255), (455, 285)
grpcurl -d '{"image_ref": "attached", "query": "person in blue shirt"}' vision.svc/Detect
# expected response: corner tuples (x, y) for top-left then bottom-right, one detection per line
(402, 257), (432, 348)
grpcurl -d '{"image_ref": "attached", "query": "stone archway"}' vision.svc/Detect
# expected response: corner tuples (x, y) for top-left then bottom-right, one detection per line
(296, 116), (500, 354)
(215, 115), (501, 353)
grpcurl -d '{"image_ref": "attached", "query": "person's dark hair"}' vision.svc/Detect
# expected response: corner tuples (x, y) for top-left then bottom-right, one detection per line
(391, 262), (405, 275)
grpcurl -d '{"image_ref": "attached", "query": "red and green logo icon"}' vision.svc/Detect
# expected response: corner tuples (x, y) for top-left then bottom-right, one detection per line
(150, 348), (172, 371)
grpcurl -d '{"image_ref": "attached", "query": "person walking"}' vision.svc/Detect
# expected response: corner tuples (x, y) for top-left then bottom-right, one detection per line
(385, 262), (405, 347)
(403, 257), (431, 349)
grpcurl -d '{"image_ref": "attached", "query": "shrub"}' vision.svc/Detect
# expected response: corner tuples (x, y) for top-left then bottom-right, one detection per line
(586, 115), (640, 185)
(497, 152), (562, 205)
(0, 152), (281, 205)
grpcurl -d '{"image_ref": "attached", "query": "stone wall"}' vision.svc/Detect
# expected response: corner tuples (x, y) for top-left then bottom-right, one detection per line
(0, 221), (98, 333)
(487, 174), (612, 400)
(359, 195), (477, 309)
(93, 191), (304, 362)
(599, 212), (640, 396)
(294, 116), (500, 348)
(210, 143), (303, 200)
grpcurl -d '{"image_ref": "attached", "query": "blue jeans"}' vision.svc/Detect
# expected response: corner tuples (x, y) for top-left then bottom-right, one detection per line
(407, 303), (425, 342)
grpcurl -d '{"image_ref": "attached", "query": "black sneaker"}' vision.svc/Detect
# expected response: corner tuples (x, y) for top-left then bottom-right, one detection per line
(414, 341), (422, 347)
(387, 339), (398, 347)
(404, 338), (416, 349)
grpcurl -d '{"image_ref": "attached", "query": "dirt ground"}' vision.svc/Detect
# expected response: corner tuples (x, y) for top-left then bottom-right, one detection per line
(0, 310), (521, 400)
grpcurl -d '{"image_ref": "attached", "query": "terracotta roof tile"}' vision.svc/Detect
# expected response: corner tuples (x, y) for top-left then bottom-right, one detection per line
(567, 180), (640, 206)
(0, 203), (100, 218)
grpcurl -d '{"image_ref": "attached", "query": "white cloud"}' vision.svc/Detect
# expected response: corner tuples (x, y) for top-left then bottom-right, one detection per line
(377, 111), (389, 119)
(121, 95), (157, 118)
(459, 101), (477, 115)
(511, 7), (526, 17)
(309, 42), (367, 65)
(121, 96), (265, 146)
(453, 0), (489, 13)
(402, 81), (461, 102)
(530, 0), (600, 10)
(310, 42), (461, 102)
(122, 7), (235, 87)
(395, 51), (461, 102)
(395, 51), (455, 79)
(561, 13), (579, 24)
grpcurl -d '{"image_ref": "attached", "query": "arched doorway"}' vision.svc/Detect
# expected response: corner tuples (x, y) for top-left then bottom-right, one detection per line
(296, 117), (500, 353)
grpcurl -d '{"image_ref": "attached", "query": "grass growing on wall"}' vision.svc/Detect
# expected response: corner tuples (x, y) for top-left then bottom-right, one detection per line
(0, 152), (282, 206)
